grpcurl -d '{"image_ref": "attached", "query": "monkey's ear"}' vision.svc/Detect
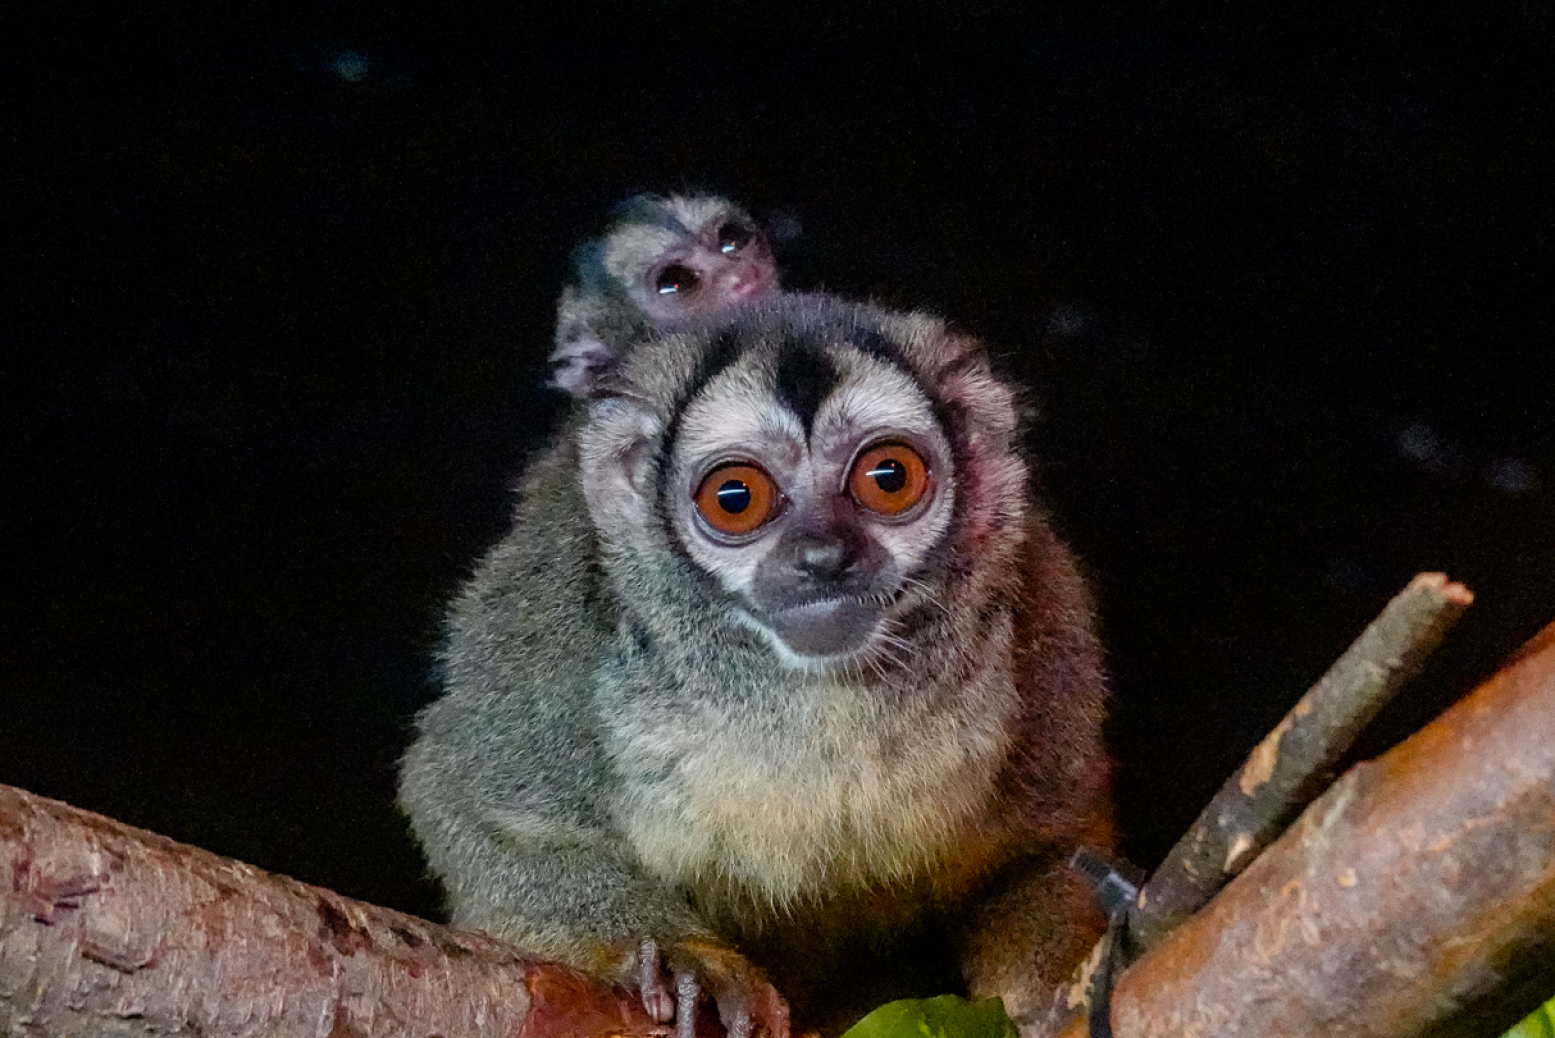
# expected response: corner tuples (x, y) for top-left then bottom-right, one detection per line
(577, 397), (661, 538)
(549, 333), (630, 399)
(933, 330), (1019, 440)
(891, 314), (1020, 445)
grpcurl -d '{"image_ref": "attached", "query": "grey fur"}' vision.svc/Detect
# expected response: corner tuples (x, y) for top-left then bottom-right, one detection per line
(402, 294), (1112, 1038)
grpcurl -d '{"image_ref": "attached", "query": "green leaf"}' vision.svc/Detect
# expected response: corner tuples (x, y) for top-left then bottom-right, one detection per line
(1503, 995), (1555, 1038)
(841, 996), (1019, 1038)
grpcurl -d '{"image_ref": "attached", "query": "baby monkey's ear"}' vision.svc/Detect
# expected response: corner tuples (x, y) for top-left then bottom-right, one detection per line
(550, 331), (631, 399)
(549, 286), (632, 399)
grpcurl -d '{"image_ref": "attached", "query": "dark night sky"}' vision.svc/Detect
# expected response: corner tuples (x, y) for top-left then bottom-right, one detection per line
(3, 5), (1552, 922)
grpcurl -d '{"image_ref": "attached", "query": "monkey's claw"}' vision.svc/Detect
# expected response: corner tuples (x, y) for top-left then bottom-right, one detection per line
(636, 938), (677, 1023)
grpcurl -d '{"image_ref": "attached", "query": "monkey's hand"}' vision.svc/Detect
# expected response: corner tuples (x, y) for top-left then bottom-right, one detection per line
(633, 936), (790, 1038)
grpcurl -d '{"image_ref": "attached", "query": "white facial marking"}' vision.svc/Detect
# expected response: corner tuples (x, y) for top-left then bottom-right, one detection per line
(814, 361), (942, 460)
(673, 368), (807, 597)
(811, 355), (956, 562)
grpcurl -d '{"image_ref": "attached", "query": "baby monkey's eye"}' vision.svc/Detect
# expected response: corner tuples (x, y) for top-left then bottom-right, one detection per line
(716, 222), (756, 256)
(850, 443), (931, 517)
(694, 463), (782, 536)
(655, 263), (700, 296)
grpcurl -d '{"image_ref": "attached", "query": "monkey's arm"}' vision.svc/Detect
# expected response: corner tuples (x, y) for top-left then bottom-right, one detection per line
(955, 851), (1105, 1037)
(400, 699), (698, 963)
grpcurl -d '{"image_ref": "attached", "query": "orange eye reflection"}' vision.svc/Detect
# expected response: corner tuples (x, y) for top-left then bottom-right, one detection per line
(693, 463), (781, 536)
(849, 443), (931, 516)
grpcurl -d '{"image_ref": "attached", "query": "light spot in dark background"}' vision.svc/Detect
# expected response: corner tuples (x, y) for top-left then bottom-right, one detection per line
(330, 51), (369, 83)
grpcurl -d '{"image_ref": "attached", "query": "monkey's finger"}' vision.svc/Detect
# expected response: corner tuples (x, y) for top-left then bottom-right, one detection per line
(636, 938), (676, 1023)
(675, 969), (700, 1038)
(666, 938), (790, 1038)
(738, 979), (790, 1038)
(708, 973), (787, 1038)
(720, 1001), (753, 1038)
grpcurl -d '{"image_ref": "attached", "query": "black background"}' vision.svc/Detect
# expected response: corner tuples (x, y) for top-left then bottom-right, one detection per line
(4, 4), (1552, 922)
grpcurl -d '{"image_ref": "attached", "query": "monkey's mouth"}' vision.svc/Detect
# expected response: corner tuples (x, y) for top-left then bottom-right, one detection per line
(759, 594), (891, 661)
(728, 268), (773, 301)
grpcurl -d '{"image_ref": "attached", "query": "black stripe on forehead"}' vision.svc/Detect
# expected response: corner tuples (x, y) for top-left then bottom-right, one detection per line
(613, 195), (695, 236)
(769, 315), (925, 435)
(843, 324), (915, 378)
(773, 334), (840, 436)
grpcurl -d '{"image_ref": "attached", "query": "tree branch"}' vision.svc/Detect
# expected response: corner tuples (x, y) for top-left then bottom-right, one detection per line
(1056, 617), (1555, 1038)
(0, 785), (666, 1038)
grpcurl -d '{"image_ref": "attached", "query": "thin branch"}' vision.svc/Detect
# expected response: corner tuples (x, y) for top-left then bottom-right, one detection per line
(1129, 572), (1474, 952)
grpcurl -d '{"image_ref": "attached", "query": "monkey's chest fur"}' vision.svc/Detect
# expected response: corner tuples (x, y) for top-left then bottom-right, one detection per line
(600, 652), (1021, 935)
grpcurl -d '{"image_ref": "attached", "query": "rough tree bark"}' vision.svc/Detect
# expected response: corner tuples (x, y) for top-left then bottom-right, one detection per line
(1056, 618), (1555, 1038)
(0, 785), (665, 1038)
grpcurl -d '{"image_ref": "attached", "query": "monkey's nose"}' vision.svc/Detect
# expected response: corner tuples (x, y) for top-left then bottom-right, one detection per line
(793, 535), (852, 580)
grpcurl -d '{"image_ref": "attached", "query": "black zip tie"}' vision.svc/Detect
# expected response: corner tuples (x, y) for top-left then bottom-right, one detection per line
(1069, 848), (1142, 1038)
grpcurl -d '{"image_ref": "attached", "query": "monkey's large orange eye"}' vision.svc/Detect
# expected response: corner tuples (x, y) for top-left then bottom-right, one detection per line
(655, 263), (700, 296)
(849, 443), (931, 517)
(694, 463), (781, 536)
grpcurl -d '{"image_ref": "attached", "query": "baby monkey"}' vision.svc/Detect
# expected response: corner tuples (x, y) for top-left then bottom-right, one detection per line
(403, 294), (1113, 1038)
(550, 193), (779, 397)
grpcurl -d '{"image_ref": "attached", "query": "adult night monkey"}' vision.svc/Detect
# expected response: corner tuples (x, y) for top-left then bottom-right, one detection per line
(402, 294), (1112, 1038)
